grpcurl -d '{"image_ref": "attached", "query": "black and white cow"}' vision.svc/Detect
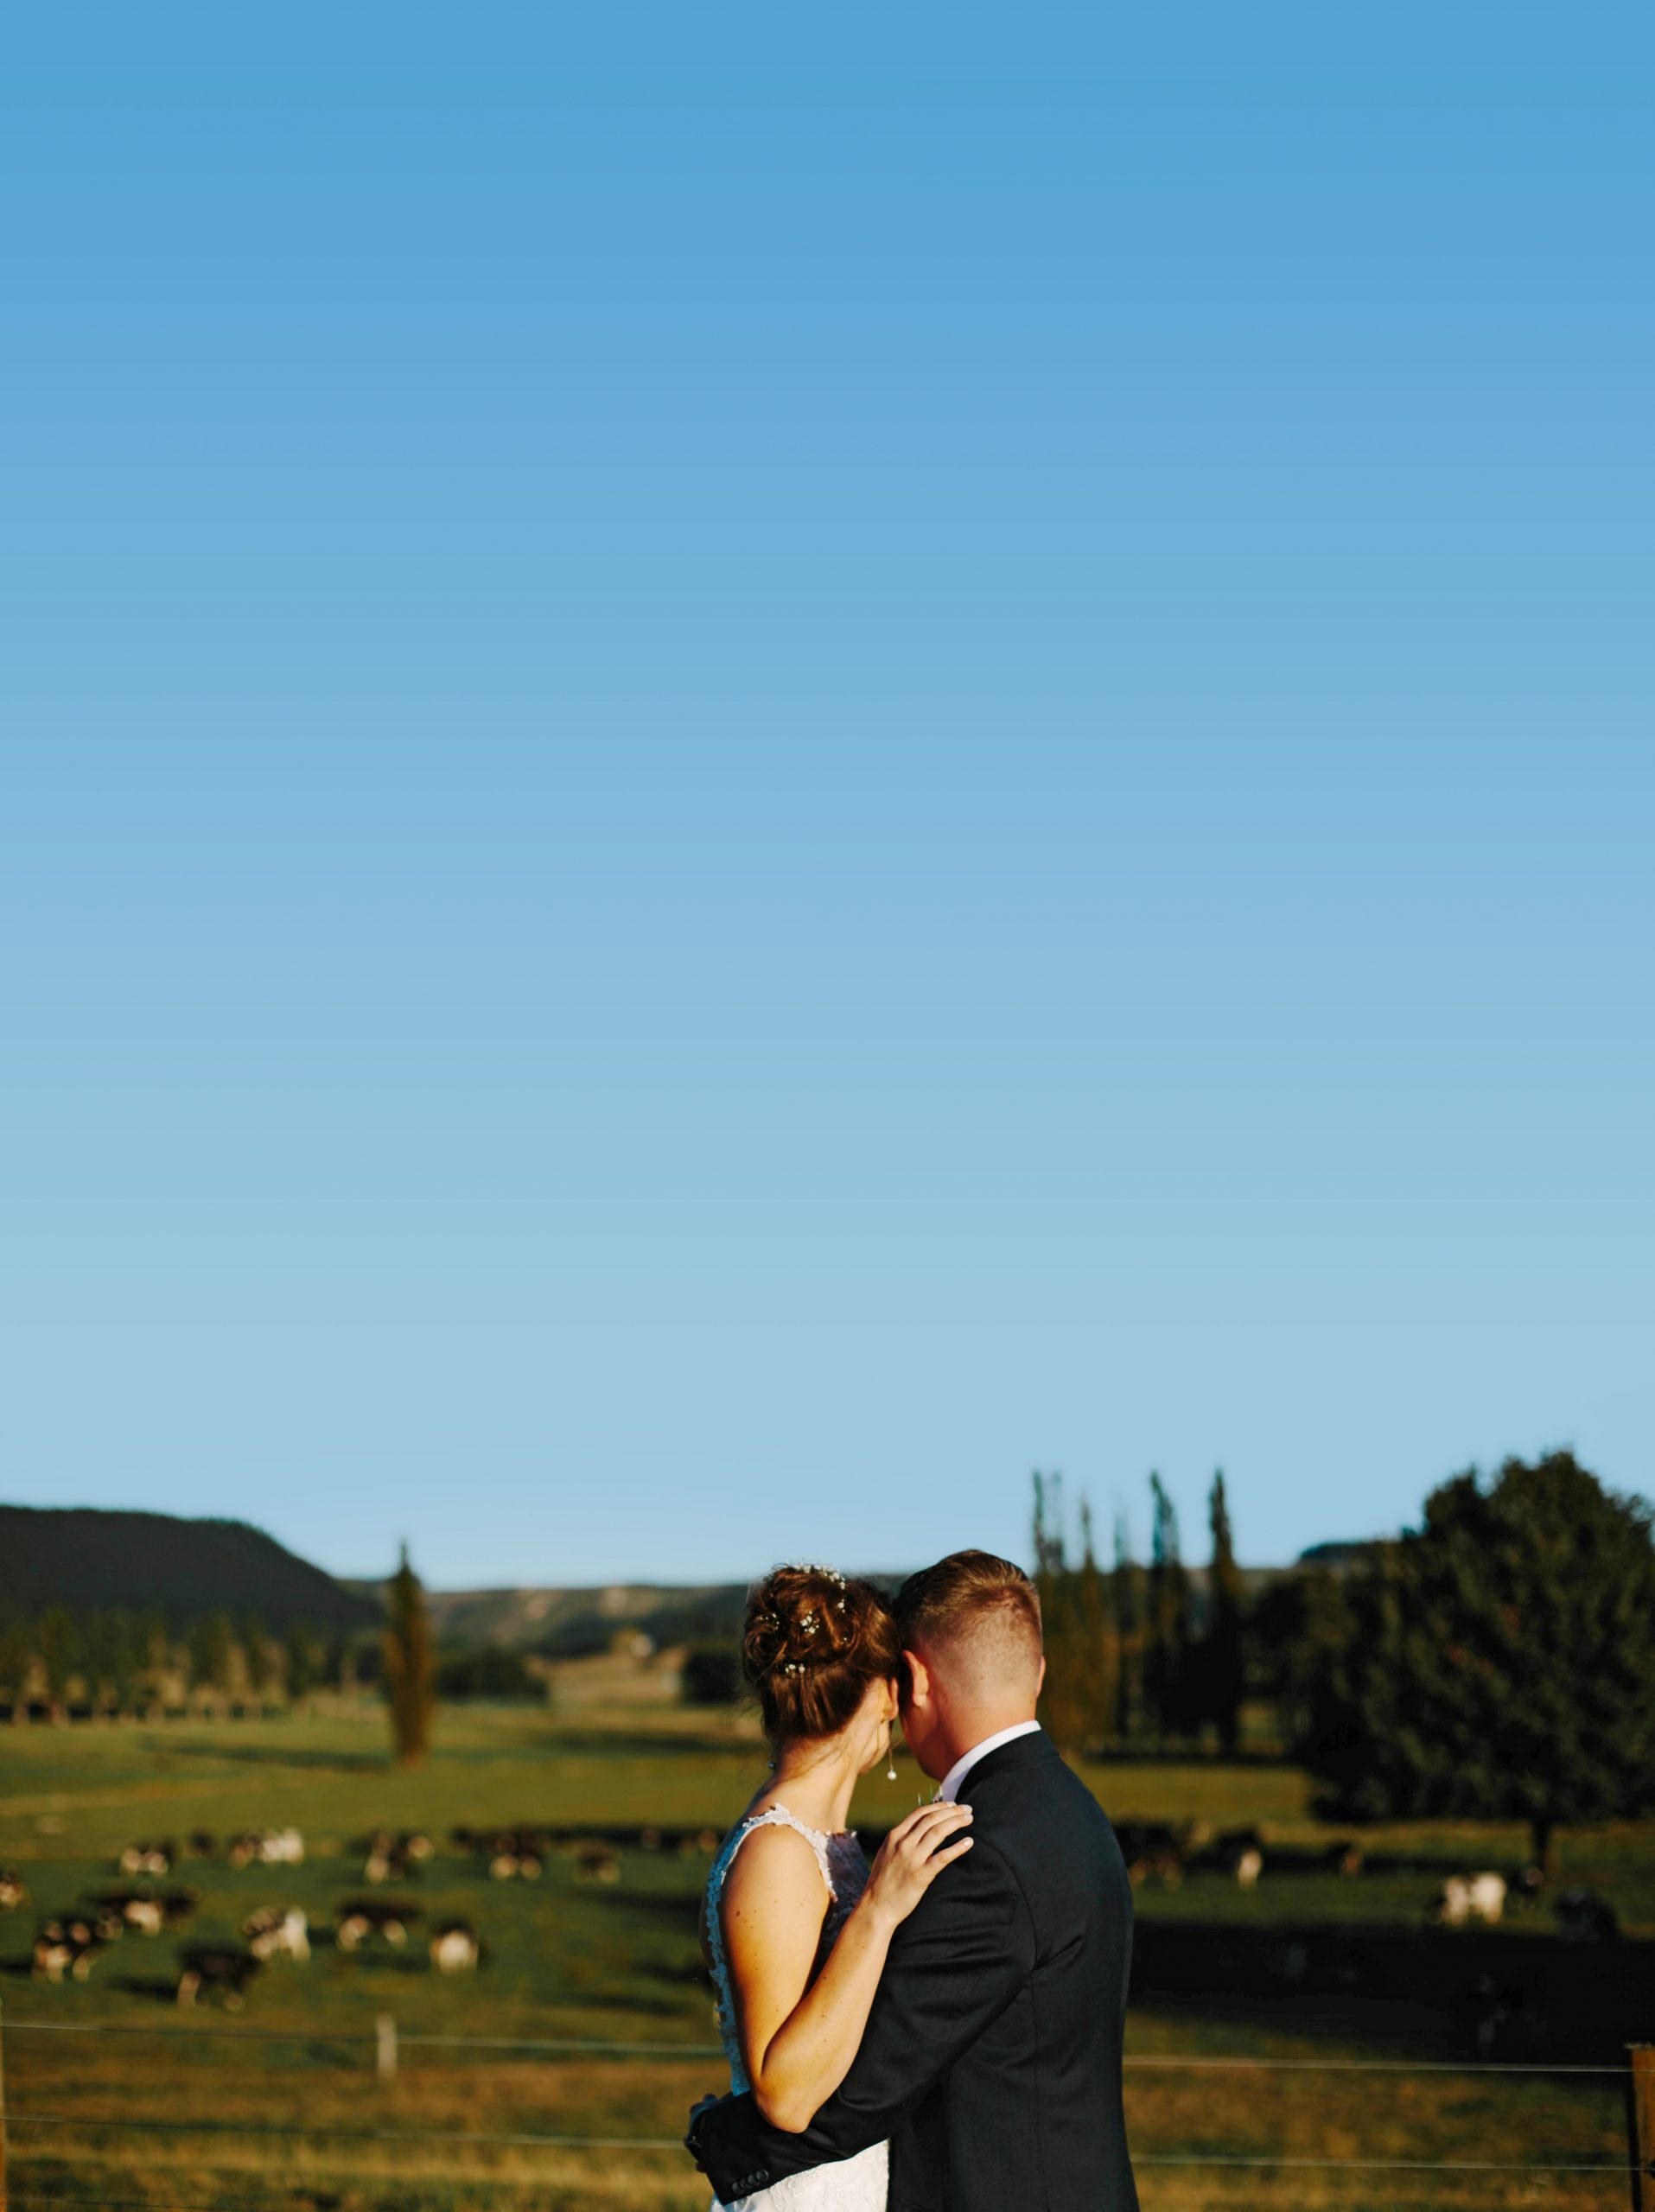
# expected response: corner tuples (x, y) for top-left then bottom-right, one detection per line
(117, 1839), (175, 1878)
(33, 1916), (109, 1982)
(243, 1905), (311, 1962)
(176, 1947), (263, 2009)
(334, 1897), (423, 1951)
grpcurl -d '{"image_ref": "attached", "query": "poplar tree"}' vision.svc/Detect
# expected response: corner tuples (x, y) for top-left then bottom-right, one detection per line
(1112, 1510), (1145, 1743)
(1203, 1471), (1245, 1754)
(1032, 1472), (1086, 1749)
(0, 1615), (33, 1704)
(188, 1612), (235, 1707)
(1075, 1499), (1119, 1751)
(240, 1614), (274, 1700)
(284, 1620), (316, 1706)
(1145, 1474), (1193, 1741)
(384, 1543), (435, 1767)
(37, 1608), (81, 1704)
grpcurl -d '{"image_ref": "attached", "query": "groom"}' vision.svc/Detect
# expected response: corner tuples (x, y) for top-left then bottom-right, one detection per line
(688, 1549), (1140, 2211)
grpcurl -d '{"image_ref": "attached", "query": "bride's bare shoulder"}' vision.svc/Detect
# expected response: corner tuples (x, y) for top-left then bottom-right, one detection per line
(719, 1820), (831, 1930)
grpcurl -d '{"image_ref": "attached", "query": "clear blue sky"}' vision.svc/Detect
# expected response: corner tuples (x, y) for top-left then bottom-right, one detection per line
(3, 3), (1650, 1589)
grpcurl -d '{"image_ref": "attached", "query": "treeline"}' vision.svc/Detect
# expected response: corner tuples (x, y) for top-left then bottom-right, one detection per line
(1032, 1467), (1249, 1754)
(0, 1603), (377, 1716)
(0, 1599), (548, 1722)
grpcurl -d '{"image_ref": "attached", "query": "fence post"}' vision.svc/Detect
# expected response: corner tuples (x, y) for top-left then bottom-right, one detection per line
(376, 2012), (398, 2082)
(1630, 2045), (1655, 2212)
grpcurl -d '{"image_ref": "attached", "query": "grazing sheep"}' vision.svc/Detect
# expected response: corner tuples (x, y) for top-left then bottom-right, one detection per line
(574, 1845), (621, 1885)
(243, 1906), (311, 1963)
(0, 1868), (28, 1910)
(430, 1918), (481, 1974)
(1429, 1872), (1507, 1927)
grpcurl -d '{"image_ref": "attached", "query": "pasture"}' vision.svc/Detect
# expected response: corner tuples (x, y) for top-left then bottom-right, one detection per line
(0, 1698), (1649, 2211)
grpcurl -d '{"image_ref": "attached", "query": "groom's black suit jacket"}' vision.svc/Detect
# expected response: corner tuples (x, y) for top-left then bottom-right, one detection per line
(692, 1728), (1140, 2212)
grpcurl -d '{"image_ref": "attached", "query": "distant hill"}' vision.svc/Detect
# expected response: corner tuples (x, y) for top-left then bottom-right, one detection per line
(362, 1566), (1308, 1653)
(1296, 1539), (1391, 1573)
(0, 1505), (382, 1631)
(344, 1580), (751, 1655)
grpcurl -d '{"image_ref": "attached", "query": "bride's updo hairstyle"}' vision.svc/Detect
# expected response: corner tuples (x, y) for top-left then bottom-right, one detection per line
(742, 1565), (901, 1745)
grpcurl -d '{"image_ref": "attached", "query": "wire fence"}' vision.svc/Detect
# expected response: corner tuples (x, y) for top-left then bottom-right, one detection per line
(0, 2008), (1648, 2202)
(0, 2016), (1636, 2071)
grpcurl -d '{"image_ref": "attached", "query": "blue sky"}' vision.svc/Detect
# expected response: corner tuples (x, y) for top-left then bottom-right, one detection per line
(3, 3), (1650, 1587)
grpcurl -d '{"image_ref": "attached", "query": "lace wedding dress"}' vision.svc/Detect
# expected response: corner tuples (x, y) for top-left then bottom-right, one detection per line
(703, 1805), (891, 2210)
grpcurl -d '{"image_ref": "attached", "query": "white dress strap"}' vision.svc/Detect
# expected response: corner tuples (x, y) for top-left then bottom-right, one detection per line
(710, 1804), (837, 1904)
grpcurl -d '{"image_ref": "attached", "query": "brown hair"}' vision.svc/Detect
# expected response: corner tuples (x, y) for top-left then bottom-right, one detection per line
(894, 1549), (1043, 1684)
(742, 1565), (901, 1745)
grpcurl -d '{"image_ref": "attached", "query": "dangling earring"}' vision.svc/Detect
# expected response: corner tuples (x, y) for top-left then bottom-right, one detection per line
(886, 1740), (898, 1782)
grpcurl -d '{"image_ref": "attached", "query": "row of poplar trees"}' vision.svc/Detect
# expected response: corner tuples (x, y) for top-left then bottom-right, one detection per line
(0, 1606), (365, 1709)
(1032, 1467), (1247, 1754)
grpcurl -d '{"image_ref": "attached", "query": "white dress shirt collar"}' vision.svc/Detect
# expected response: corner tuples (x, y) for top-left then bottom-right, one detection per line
(936, 1719), (1042, 1802)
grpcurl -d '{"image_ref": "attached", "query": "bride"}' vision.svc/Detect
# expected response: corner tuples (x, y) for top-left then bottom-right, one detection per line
(700, 1564), (975, 2210)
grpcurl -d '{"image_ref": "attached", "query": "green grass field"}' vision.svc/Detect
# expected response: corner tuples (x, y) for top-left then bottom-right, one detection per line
(0, 1700), (1648, 2211)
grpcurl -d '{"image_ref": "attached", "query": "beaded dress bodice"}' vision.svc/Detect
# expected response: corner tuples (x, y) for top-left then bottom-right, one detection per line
(703, 1804), (871, 2094)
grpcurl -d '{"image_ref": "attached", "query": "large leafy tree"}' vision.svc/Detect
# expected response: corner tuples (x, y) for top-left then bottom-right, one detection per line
(1295, 1451), (1655, 1870)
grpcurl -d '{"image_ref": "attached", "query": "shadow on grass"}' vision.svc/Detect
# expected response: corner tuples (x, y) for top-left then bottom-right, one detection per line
(105, 1969), (185, 2001)
(1130, 1920), (1653, 2063)
(142, 1738), (388, 1773)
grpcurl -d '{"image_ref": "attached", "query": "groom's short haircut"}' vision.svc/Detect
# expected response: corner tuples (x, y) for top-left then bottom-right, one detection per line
(894, 1549), (1043, 1695)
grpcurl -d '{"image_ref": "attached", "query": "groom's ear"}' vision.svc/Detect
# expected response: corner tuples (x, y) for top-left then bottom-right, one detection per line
(1037, 1653), (1047, 1697)
(901, 1647), (930, 1708)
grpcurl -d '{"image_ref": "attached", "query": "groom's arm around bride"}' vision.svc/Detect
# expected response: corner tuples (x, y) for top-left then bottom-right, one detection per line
(691, 1551), (1140, 2212)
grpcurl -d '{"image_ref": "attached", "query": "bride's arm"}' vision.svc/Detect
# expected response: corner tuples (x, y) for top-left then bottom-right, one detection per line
(720, 1802), (974, 2133)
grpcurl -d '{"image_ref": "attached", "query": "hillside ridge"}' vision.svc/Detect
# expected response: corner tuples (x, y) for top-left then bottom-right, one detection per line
(0, 1503), (381, 1631)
